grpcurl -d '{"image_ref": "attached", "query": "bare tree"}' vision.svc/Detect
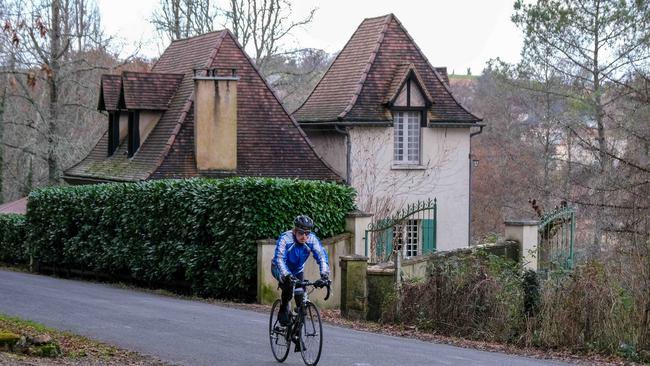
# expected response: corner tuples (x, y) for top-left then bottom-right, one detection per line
(223, 0), (315, 70)
(1, 0), (114, 199)
(512, 0), (650, 256)
(150, 0), (216, 44)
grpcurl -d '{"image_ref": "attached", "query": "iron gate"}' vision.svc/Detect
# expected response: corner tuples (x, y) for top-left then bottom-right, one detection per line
(364, 199), (437, 263)
(538, 206), (575, 271)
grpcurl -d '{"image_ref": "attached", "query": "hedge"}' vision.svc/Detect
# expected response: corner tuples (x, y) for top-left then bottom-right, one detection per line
(26, 178), (356, 299)
(0, 214), (27, 264)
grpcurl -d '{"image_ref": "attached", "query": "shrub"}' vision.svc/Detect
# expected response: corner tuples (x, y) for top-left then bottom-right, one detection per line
(0, 214), (27, 264)
(398, 250), (525, 343)
(26, 178), (356, 299)
(535, 262), (642, 355)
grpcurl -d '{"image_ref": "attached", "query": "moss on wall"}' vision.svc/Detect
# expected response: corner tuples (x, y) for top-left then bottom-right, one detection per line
(366, 271), (396, 321)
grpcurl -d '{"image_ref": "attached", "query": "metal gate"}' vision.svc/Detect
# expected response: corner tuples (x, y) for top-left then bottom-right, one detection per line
(538, 206), (575, 271)
(364, 199), (437, 263)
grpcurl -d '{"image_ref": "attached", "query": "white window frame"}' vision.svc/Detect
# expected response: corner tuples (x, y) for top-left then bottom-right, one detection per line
(393, 111), (421, 164)
(393, 219), (420, 258)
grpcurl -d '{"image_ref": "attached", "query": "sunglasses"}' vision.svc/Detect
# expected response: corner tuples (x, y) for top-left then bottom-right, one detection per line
(295, 228), (311, 236)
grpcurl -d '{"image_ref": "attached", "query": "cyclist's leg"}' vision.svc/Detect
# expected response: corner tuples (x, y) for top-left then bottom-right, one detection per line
(272, 264), (293, 325)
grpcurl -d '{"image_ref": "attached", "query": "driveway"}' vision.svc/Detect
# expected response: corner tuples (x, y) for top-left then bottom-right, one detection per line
(0, 270), (572, 366)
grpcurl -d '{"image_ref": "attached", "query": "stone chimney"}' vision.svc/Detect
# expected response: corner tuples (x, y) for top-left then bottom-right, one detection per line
(193, 68), (238, 171)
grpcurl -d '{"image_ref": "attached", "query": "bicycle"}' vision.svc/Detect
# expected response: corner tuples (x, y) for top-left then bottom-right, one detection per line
(269, 278), (331, 366)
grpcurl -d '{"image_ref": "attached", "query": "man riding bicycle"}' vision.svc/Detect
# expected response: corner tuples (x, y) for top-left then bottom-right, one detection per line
(272, 215), (330, 327)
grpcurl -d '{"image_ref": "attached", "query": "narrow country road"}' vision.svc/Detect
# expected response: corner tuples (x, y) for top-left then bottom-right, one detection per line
(0, 270), (571, 366)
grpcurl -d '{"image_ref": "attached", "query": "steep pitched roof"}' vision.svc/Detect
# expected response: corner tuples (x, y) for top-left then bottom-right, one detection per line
(97, 74), (121, 111)
(64, 31), (341, 183)
(293, 14), (481, 125)
(119, 71), (184, 110)
(151, 33), (341, 181)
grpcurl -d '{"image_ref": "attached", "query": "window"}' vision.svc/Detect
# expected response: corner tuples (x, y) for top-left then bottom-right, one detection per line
(393, 111), (420, 164)
(393, 219), (420, 257)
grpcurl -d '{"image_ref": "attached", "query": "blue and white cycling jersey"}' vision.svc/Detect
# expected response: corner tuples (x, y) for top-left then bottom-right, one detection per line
(272, 230), (330, 278)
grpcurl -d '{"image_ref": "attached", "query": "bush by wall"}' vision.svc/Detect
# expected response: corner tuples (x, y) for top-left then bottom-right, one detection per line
(396, 250), (525, 343)
(26, 178), (356, 300)
(0, 214), (27, 264)
(388, 249), (650, 362)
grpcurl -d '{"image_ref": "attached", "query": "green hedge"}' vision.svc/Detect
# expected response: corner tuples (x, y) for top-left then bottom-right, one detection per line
(0, 214), (27, 264)
(26, 178), (356, 299)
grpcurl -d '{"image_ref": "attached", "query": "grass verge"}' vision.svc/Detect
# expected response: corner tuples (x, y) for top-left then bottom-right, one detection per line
(0, 313), (172, 365)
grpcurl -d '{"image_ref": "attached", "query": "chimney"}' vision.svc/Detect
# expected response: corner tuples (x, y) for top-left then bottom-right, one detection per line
(193, 68), (239, 171)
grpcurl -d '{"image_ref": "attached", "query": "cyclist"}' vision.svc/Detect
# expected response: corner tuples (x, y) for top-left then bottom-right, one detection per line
(271, 215), (330, 327)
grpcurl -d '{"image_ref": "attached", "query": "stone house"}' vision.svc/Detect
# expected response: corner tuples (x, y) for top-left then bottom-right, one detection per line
(293, 14), (484, 252)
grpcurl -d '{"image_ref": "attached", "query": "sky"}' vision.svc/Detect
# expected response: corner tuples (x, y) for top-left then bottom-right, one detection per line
(97, 0), (524, 75)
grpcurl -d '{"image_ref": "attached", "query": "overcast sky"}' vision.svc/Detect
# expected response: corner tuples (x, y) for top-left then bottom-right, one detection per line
(97, 0), (523, 75)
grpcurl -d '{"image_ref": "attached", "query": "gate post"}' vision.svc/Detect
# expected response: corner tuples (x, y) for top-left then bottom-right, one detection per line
(346, 210), (373, 256)
(505, 220), (539, 271)
(340, 255), (368, 320)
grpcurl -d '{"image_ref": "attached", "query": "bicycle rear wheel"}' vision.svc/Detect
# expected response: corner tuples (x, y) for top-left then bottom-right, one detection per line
(299, 302), (323, 366)
(269, 299), (290, 362)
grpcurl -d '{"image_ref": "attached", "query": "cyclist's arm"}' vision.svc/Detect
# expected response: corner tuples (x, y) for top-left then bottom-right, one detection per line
(308, 235), (330, 276)
(273, 234), (291, 277)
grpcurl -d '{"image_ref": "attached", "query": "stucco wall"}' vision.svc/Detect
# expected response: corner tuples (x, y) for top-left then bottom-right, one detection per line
(257, 233), (352, 309)
(139, 111), (163, 144)
(348, 126), (470, 251)
(304, 131), (347, 179)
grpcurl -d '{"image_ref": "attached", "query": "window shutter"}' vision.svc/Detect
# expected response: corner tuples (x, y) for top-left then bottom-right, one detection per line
(422, 219), (436, 254)
(377, 226), (394, 259)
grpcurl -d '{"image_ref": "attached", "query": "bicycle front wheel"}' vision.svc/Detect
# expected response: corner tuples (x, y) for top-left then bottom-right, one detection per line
(299, 302), (323, 366)
(269, 299), (290, 362)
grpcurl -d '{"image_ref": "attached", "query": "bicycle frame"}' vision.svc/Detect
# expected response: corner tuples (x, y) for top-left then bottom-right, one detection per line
(288, 280), (330, 341)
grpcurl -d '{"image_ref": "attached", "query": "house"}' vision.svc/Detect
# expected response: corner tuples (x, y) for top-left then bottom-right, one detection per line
(63, 31), (341, 184)
(293, 14), (484, 252)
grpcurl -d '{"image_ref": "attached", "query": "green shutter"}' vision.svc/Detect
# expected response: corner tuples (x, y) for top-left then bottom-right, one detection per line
(422, 219), (436, 254)
(376, 226), (393, 259)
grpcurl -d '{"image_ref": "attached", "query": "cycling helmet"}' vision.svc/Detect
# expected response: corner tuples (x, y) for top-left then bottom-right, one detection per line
(293, 215), (315, 230)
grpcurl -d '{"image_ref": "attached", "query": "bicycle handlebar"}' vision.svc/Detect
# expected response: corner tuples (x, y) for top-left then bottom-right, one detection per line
(293, 279), (332, 301)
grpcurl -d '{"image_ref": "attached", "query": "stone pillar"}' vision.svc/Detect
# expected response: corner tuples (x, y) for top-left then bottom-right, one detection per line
(504, 220), (539, 271)
(345, 210), (373, 256)
(339, 255), (368, 320)
(366, 266), (395, 321)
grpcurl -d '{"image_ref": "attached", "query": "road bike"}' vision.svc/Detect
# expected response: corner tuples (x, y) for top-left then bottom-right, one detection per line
(269, 278), (331, 366)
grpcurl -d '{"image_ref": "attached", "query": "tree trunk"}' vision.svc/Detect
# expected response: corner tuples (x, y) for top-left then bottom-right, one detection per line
(48, 0), (62, 185)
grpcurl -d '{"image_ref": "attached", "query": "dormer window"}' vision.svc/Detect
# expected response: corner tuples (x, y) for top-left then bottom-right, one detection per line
(393, 111), (421, 164)
(387, 65), (431, 166)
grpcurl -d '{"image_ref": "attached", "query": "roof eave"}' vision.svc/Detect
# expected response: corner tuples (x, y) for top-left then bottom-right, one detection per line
(427, 121), (486, 128)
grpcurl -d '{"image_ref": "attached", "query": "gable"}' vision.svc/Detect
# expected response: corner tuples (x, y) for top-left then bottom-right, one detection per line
(386, 64), (433, 108)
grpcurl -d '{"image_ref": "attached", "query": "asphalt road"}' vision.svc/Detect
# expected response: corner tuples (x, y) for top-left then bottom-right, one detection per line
(0, 270), (572, 366)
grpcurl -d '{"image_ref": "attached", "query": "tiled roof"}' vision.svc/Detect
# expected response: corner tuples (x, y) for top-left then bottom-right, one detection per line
(64, 30), (341, 183)
(435, 67), (449, 86)
(97, 74), (121, 111)
(293, 14), (481, 124)
(0, 197), (27, 214)
(384, 63), (433, 105)
(119, 71), (184, 110)
(151, 33), (341, 181)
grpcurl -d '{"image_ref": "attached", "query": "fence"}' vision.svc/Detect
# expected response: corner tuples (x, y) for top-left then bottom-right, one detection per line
(364, 199), (437, 263)
(538, 206), (575, 271)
